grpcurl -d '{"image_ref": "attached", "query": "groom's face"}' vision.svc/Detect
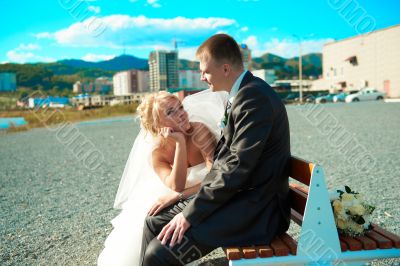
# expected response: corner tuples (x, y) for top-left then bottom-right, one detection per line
(199, 57), (228, 92)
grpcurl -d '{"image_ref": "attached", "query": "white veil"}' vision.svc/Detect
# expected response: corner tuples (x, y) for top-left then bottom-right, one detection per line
(113, 89), (229, 209)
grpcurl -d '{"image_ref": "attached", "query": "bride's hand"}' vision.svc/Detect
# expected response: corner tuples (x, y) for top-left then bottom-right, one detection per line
(148, 192), (180, 216)
(159, 127), (185, 143)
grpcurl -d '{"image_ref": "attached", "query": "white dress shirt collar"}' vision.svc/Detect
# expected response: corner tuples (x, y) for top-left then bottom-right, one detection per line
(228, 70), (247, 103)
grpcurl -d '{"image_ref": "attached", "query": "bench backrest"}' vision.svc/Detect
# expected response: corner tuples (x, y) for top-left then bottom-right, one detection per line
(289, 156), (314, 186)
(288, 156), (314, 225)
(288, 156), (343, 256)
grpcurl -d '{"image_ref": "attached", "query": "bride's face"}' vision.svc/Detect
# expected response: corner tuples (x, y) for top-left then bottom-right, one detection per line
(158, 98), (191, 132)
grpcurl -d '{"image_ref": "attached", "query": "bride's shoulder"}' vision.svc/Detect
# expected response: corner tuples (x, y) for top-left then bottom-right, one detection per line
(152, 145), (168, 161)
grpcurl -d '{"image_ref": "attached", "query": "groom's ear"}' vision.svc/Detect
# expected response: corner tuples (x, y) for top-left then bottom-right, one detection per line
(222, 64), (231, 77)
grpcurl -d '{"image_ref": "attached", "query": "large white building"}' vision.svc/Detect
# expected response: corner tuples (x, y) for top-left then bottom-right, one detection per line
(0, 72), (17, 92)
(149, 50), (179, 92)
(313, 24), (400, 97)
(73, 77), (113, 94)
(178, 70), (208, 89)
(252, 69), (277, 85)
(113, 70), (149, 96)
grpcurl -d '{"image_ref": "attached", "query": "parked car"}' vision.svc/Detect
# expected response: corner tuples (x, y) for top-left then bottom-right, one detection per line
(333, 91), (358, 102)
(283, 93), (299, 104)
(294, 94), (319, 103)
(304, 94), (316, 103)
(345, 88), (385, 103)
(315, 94), (336, 104)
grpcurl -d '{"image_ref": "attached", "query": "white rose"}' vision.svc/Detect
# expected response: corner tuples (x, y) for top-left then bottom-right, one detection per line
(333, 200), (343, 214)
(342, 193), (355, 202)
(336, 218), (347, 230)
(349, 204), (365, 216)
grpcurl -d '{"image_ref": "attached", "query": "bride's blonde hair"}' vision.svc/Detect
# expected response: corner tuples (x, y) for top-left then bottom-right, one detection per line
(137, 91), (181, 136)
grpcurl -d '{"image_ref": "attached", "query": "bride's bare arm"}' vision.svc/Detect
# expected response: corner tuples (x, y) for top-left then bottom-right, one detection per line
(148, 183), (201, 216)
(152, 138), (188, 192)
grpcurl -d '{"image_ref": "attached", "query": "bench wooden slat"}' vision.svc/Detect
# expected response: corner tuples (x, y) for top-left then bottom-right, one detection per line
(372, 224), (400, 248)
(279, 233), (297, 255)
(289, 157), (313, 186)
(340, 235), (363, 251)
(354, 235), (378, 250)
(289, 187), (307, 215)
(290, 209), (303, 225)
(270, 237), (290, 256)
(340, 240), (348, 251)
(365, 231), (393, 249)
(290, 183), (309, 194)
(256, 245), (274, 258)
(242, 246), (257, 259)
(225, 247), (242, 260)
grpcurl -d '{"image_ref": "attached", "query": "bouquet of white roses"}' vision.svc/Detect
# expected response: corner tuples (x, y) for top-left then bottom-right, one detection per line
(330, 185), (375, 236)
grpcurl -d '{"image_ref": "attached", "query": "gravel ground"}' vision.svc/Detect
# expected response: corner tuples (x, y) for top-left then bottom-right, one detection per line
(1, 101), (399, 265)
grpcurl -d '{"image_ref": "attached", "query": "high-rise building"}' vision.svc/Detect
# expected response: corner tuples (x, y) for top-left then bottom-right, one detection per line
(0, 72), (17, 92)
(149, 50), (179, 91)
(113, 70), (149, 95)
(179, 70), (208, 89)
(240, 44), (252, 71)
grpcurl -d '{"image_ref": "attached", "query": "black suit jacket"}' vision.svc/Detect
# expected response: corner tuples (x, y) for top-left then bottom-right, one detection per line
(182, 71), (291, 247)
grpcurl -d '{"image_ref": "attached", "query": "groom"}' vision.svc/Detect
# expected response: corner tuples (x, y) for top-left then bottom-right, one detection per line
(141, 34), (291, 265)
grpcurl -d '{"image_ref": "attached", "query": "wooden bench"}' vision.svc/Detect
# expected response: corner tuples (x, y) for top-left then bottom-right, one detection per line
(224, 156), (400, 265)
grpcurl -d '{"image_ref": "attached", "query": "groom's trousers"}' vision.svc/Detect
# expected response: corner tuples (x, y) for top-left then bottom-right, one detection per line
(140, 198), (215, 266)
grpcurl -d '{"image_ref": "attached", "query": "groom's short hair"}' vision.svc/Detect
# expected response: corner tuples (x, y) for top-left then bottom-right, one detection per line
(196, 34), (243, 68)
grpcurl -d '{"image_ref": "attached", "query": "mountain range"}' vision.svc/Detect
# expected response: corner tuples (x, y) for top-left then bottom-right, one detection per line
(55, 53), (322, 75)
(0, 53), (322, 97)
(58, 55), (148, 71)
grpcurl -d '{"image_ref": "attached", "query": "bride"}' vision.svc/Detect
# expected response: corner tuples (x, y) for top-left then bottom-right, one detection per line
(97, 89), (228, 266)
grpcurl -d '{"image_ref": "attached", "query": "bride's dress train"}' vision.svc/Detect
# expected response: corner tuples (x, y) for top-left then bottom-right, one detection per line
(97, 163), (208, 266)
(97, 90), (228, 266)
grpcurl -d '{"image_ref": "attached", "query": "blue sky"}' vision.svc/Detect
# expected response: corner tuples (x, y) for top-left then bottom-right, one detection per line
(1, 0), (399, 63)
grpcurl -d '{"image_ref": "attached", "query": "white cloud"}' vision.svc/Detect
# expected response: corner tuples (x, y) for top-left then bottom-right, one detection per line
(262, 38), (333, 58)
(178, 47), (198, 61)
(240, 26), (248, 32)
(147, 0), (161, 8)
(82, 53), (115, 62)
(242, 36), (333, 58)
(5, 43), (51, 63)
(88, 5), (101, 14)
(242, 35), (265, 57)
(34, 32), (53, 39)
(242, 35), (258, 49)
(6, 50), (55, 63)
(47, 15), (236, 49)
(16, 43), (41, 51)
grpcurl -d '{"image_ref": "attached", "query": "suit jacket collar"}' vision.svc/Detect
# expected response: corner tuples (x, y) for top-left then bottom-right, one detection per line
(238, 70), (254, 90)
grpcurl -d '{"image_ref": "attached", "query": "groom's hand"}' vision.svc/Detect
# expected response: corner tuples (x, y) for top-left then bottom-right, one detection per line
(157, 212), (191, 247)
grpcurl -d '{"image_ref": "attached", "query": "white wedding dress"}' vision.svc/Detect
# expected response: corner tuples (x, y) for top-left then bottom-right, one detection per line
(97, 90), (228, 266)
